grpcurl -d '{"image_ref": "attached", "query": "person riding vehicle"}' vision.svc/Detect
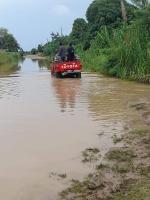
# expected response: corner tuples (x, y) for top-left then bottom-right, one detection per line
(58, 42), (66, 61)
(52, 42), (82, 78)
(67, 43), (75, 61)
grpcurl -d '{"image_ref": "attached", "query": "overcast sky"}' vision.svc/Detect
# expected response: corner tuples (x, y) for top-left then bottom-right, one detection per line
(0, 0), (92, 50)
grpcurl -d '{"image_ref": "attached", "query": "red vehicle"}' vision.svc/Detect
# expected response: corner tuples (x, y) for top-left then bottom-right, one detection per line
(51, 57), (82, 78)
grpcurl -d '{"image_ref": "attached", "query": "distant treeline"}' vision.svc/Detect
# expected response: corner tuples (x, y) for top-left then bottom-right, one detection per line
(34, 0), (150, 82)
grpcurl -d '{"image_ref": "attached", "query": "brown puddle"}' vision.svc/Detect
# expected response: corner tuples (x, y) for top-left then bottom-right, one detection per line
(0, 58), (149, 200)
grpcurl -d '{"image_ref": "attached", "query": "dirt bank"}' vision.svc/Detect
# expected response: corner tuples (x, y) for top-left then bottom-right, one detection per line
(59, 98), (150, 200)
(25, 54), (48, 60)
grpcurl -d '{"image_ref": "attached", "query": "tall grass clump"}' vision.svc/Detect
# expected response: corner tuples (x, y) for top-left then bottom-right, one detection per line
(104, 22), (150, 82)
(0, 52), (20, 65)
(0, 52), (21, 73)
(77, 27), (111, 72)
(76, 5), (150, 83)
(78, 20), (150, 83)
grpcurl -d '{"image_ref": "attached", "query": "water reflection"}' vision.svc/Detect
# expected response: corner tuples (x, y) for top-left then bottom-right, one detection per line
(0, 64), (20, 76)
(38, 59), (50, 69)
(51, 78), (81, 112)
(0, 62), (21, 98)
(87, 76), (150, 121)
(19, 56), (26, 63)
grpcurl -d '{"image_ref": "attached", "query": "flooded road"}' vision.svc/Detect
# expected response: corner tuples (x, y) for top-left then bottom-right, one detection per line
(0, 58), (149, 200)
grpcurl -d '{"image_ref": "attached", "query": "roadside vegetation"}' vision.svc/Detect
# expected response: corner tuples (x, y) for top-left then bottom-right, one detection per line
(0, 52), (20, 66)
(0, 52), (21, 74)
(0, 28), (22, 73)
(35, 0), (150, 83)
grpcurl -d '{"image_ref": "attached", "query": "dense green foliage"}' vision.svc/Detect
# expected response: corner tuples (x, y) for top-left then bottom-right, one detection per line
(36, 0), (150, 82)
(36, 0), (135, 55)
(31, 48), (37, 55)
(71, 18), (88, 44)
(0, 52), (21, 74)
(42, 34), (70, 59)
(0, 28), (20, 52)
(79, 4), (150, 82)
(0, 52), (20, 65)
(0, 28), (22, 72)
(86, 0), (135, 36)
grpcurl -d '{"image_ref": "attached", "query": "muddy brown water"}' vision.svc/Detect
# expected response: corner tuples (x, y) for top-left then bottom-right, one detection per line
(0, 58), (149, 200)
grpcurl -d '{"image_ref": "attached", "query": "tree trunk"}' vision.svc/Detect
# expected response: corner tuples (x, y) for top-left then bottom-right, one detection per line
(121, 0), (127, 22)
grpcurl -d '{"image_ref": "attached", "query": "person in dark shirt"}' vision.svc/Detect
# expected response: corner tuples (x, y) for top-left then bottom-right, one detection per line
(58, 42), (66, 61)
(67, 43), (75, 61)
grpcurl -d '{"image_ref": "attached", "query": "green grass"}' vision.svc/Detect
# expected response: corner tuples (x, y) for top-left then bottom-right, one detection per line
(0, 52), (21, 73)
(0, 52), (20, 65)
(112, 162), (133, 174)
(78, 23), (150, 83)
(112, 178), (150, 200)
(106, 148), (136, 162)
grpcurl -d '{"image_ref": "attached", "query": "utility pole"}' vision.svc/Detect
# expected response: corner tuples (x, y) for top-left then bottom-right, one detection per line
(121, 0), (127, 22)
(61, 27), (63, 37)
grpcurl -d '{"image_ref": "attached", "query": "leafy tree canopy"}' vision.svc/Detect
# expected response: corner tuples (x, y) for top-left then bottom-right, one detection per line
(86, 0), (135, 35)
(71, 18), (88, 43)
(0, 28), (20, 52)
(42, 34), (70, 56)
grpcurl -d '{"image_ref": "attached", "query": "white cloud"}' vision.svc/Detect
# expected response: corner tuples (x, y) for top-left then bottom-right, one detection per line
(49, 4), (70, 16)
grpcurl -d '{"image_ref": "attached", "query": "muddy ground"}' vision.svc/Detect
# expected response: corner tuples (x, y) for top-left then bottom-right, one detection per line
(58, 98), (150, 200)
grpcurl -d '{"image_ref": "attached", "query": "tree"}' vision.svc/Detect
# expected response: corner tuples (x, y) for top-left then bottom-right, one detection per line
(31, 48), (37, 55)
(121, 0), (127, 22)
(136, 4), (150, 32)
(42, 35), (70, 56)
(71, 18), (88, 43)
(0, 28), (20, 51)
(86, 0), (135, 36)
(3, 33), (19, 52)
(0, 28), (8, 49)
(50, 32), (60, 41)
(37, 44), (43, 53)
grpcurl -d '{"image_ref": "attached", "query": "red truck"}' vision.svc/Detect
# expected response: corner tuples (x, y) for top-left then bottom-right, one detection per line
(51, 56), (82, 78)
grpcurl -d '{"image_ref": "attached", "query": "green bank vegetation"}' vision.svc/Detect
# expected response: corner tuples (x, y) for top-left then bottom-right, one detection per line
(35, 0), (150, 83)
(0, 28), (22, 72)
(0, 52), (20, 66)
(0, 52), (21, 74)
